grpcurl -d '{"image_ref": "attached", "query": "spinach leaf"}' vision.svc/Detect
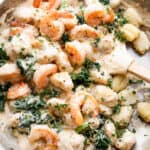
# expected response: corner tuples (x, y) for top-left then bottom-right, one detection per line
(17, 56), (36, 81)
(107, 78), (112, 88)
(0, 47), (9, 67)
(61, 32), (70, 43)
(59, 0), (68, 10)
(0, 83), (11, 111)
(54, 104), (68, 111)
(14, 95), (46, 111)
(113, 104), (121, 114)
(129, 79), (143, 84)
(76, 123), (95, 138)
(94, 130), (111, 150)
(76, 15), (85, 24)
(18, 111), (62, 129)
(115, 9), (128, 26)
(99, 0), (110, 5)
(40, 88), (61, 99)
(104, 9), (128, 42)
(83, 59), (100, 71)
(114, 30), (126, 43)
(71, 68), (91, 89)
(71, 59), (101, 89)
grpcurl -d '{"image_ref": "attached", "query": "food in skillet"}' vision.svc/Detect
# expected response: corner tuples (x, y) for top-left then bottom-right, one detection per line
(0, 0), (150, 150)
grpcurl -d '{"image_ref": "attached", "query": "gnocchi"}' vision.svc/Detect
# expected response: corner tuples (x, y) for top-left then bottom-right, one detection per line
(137, 102), (150, 123)
(120, 24), (140, 42)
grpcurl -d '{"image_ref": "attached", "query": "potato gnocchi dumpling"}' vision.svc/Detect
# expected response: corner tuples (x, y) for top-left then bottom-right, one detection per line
(137, 102), (150, 123)
(112, 75), (128, 92)
(120, 24), (140, 42)
(124, 8), (143, 27)
(118, 88), (138, 105)
(133, 31), (150, 55)
(92, 85), (118, 107)
(112, 106), (133, 127)
(115, 130), (136, 150)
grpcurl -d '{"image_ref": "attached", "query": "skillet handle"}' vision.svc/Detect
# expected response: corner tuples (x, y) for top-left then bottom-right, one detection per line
(128, 61), (150, 83)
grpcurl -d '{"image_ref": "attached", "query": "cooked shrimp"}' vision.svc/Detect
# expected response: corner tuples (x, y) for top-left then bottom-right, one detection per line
(56, 51), (73, 72)
(33, 0), (61, 10)
(40, 17), (65, 41)
(50, 72), (74, 91)
(84, 4), (115, 26)
(65, 40), (86, 66)
(39, 11), (76, 40)
(33, 64), (57, 89)
(49, 0), (61, 10)
(7, 82), (31, 100)
(103, 8), (115, 23)
(0, 63), (22, 83)
(33, 0), (42, 8)
(29, 125), (58, 150)
(70, 92), (99, 126)
(70, 24), (99, 41)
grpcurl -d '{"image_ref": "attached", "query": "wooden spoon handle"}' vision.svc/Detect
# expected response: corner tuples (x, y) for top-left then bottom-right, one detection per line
(128, 61), (150, 83)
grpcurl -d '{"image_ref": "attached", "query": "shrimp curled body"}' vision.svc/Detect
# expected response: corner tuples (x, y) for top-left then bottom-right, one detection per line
(29, 125), (58, 150)
(33, 64), (57, 89)
(39, 11), (77, 41)
(70, 92), (99, 126)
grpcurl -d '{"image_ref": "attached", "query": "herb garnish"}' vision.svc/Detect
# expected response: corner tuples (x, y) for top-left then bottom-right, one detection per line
(61, 32), (70, 43)
(104, 9), (128, 42)
(40, 88), (61, 99)
(113, 104), (121, 114)
(94, 130), (111, 150)
(83, 59), (100, 71)
(76, 122), (111, 150)
(59, 0), (68, 10)
(71, 59), (101, 89)
(107, 78), (112, 88)
(0, 47), (9, 67)
(0, 83), (11, 111)
(71, 68), (91, 89)
(99, 0), (110, 5)
(54, 104), (68, 111)
(129, 79), (143, 84)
